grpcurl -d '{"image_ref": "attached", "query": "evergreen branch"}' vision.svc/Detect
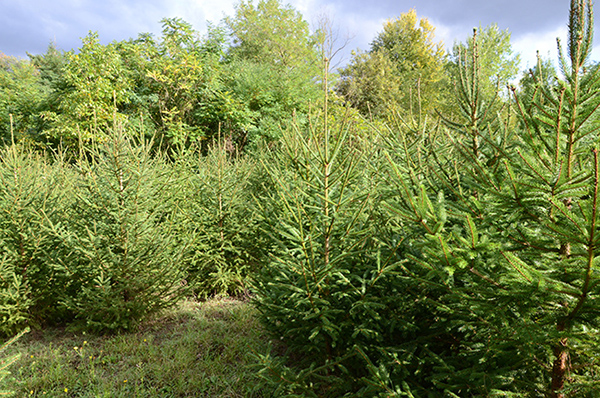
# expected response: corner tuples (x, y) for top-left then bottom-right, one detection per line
(564, 148), (598, 325)
(504, 159), (521, 203)
(437, 235), (452, 266)
(548, 197), (588, 238)
(570, 101), (600, 143)
(468, 265), (505, 289)
(510, 86), (536, 145)
(429, 167), (480, 217)
(516, 149), (552, 186)
(384, 153), (433, 233)
(500, 251), (533, 283)
(466, 214), (477, 249)
(505, 234), (561, 253)
(555, 87), (566, 165)
(455, 141), (499, 191)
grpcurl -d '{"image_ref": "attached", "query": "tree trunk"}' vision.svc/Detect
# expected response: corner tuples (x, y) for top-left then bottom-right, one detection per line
(550, 336), (568, 398)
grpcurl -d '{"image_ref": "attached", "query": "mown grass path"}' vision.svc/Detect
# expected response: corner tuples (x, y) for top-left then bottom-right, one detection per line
(6, 298), (270, 397)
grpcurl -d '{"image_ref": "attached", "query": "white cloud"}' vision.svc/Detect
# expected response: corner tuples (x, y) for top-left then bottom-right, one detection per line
(512, 25), (567, 70)
(428, 19), (470, 54)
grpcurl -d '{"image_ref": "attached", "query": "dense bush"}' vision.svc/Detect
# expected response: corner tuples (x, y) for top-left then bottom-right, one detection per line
(44, 127), (190, 332)
(174, 141), (267, 297)
(0, 144), (71, 335)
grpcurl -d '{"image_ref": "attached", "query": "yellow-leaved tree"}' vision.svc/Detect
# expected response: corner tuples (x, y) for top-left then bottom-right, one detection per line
(337, 9), (449, 121)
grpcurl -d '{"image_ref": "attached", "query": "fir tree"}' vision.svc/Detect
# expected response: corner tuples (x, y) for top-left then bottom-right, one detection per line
(382, 0), (600, 395)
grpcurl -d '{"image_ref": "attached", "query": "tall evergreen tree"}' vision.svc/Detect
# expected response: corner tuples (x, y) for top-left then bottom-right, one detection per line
(381, 0), (600, 395)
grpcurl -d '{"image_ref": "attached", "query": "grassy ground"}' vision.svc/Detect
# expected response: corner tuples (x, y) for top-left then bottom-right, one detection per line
(4, 298), (272, 397)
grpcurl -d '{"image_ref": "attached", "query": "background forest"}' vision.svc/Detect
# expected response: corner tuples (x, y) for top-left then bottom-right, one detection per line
(1, 0), (600, 397)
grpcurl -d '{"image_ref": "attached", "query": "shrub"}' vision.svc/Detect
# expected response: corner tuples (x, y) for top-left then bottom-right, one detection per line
(174, 141), (267, 297)
(0, 144), (70, 335)
(47, 126), (189, 332)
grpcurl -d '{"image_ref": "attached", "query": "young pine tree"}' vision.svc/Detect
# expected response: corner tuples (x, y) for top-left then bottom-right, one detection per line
(0, 142), (71, 335)
(174, 141), (265, 297)
(381, 0), (600, 396)
(251, 49), (401, 395)
(48, 126), (189, 332)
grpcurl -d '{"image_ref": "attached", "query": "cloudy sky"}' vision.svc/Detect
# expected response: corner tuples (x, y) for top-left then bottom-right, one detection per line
(1, 0), (597, 72)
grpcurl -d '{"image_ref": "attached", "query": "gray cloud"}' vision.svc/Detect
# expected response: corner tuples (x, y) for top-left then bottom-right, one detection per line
(1, 0), (192, 57)
(326, 0), (572, 37)
(0, 0), (595, 71)
(299, 0), (590, 69)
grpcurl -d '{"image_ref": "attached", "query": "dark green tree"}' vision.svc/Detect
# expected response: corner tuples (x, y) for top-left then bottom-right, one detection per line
(378, 0), (600, 395)
(48, 127), (189, 332)
(174, 141), (266, 297)
(0, 143), (71, 335)
(28, 42), (68, 91)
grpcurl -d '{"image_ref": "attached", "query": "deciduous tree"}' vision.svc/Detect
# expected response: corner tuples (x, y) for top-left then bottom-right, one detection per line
(0, 54), (47, 144)
(41, 33), (133, 146)
(337, 9), (448, 120)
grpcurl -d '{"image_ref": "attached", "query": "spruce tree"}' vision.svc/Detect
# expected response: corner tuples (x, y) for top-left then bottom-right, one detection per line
(381, 0), (600, 395)
(48, 126), (189, 332)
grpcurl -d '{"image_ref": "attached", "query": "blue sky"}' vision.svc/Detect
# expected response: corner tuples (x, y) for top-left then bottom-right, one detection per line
(1, 0), (596, 72)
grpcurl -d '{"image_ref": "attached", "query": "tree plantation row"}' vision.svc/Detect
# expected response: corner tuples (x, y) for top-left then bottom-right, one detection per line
(2, 0), (600, 396)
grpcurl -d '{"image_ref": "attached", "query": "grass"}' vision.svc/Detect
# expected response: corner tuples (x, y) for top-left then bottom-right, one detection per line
(4, 297), (272, 397)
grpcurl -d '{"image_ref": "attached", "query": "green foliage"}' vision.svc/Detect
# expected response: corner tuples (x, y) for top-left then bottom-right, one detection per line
(0, 327), (28, 397)
(336, 50), (402, 118)
(27, 43), (70, 147)
(252, 103), (398, 395)
(337, 9), (448, 119)
(440, 28), (511, 158)
(139, 18), (218, 147)
(443, 25), (520, 125)
(28, 42), (68, 91)
(450, 24), (521, 99)
(254, 2), (600, 397)
(517, 53), (558, 116)
(225, 0), (319, 72)
(118, 19), (254, 152)
(0, 54), (47, 145)
(371, 10), (446, 79)
(224, 0), (321, 147)
(223, 58), (319, 147)
(41, 33), (134, 146)
(174, 142), (266, 297)
(47, 126), (189, 332)
(0, 144), (70, 335)
(373, 0), (600, 395)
